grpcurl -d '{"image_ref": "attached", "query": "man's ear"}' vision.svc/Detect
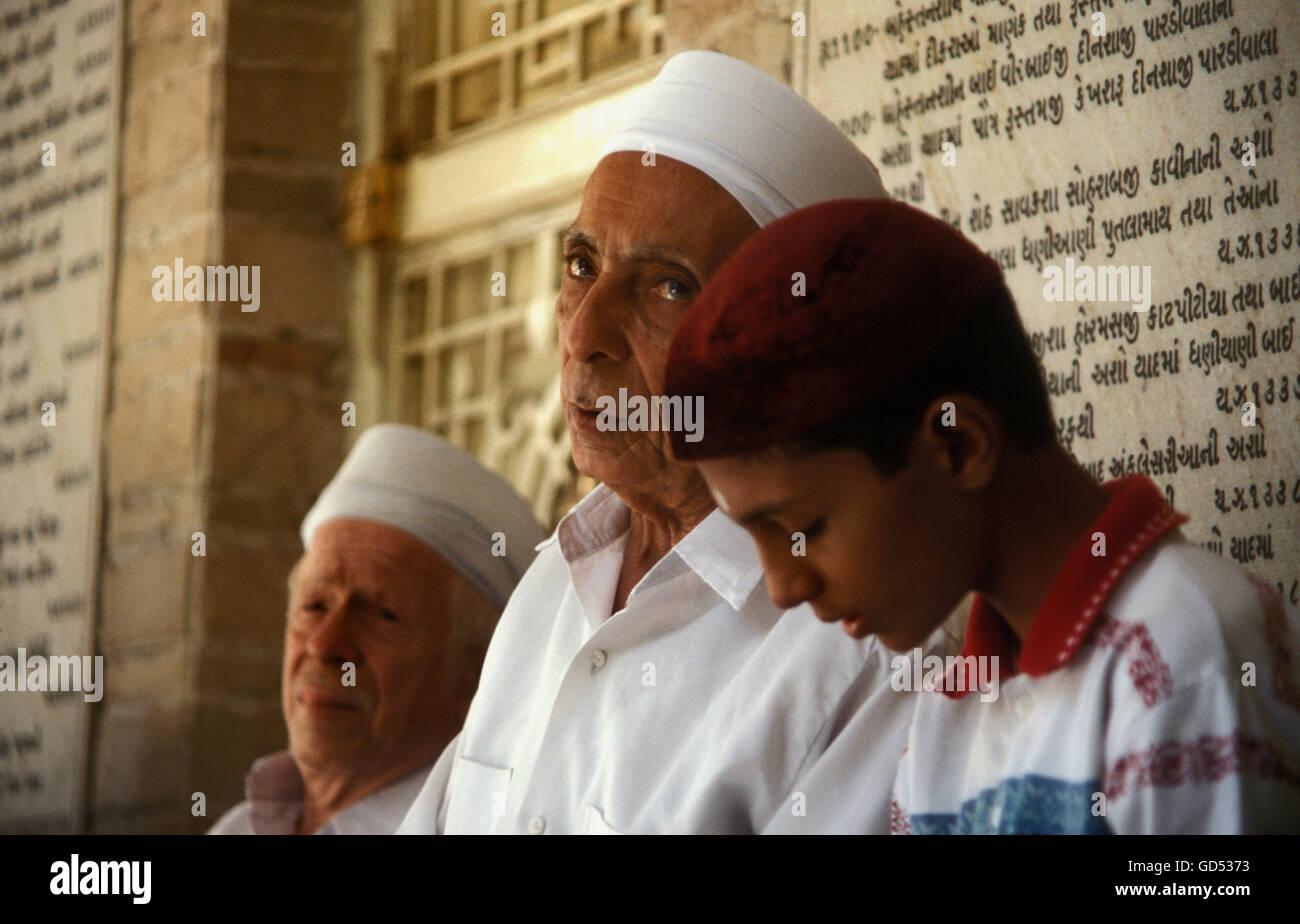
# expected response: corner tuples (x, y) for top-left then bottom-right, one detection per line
(915, 395), (1000, 491)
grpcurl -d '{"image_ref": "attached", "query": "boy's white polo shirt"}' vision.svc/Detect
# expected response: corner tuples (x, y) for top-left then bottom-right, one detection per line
(892, 474), (1300, 834)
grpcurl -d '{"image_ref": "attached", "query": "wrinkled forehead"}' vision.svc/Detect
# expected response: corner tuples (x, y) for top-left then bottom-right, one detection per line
(573, 152), (758, 270)
(293, 518), (448, 591)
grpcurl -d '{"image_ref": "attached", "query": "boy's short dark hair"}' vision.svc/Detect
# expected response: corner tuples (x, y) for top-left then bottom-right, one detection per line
(783, 285), (1056, 475)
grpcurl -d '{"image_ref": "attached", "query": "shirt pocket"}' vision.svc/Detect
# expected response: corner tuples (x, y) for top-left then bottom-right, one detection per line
(445, 757), (513, 833)
(584, 803), (629, 835)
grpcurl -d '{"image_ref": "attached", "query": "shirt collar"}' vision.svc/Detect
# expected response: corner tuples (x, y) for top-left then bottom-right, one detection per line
(549, 483), (630, 560)
(243, 750), (432, 834)
(545, 483), (764, 613)
(245, 750), (305, 835)
(942, 474), (1187, 698)
(671, 507), (767, 612)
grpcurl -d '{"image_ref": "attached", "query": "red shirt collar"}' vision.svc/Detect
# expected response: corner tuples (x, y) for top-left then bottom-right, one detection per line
(941, 475), (1187, 698)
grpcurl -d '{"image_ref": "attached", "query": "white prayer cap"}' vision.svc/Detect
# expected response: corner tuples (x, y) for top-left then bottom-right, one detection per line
(599, 50), (887, 227)
(300, 424), (546, 611)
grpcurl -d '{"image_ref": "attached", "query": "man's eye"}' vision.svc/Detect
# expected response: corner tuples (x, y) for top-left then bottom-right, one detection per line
(379, 608), (399, 623)
(303, 601), (327, 612)
(653, 279), (692, 301)
(565, 254), (594, 278)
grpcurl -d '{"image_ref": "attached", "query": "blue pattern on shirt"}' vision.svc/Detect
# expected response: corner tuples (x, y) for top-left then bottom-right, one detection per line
(909, 774), (1112, 834)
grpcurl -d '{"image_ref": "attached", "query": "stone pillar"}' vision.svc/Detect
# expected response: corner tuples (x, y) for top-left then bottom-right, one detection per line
(92, 0), (357, 833)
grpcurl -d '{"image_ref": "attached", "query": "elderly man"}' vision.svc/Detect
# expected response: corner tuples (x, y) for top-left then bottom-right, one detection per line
(209, 424), (545, 834)
(398, 51), (959, 835)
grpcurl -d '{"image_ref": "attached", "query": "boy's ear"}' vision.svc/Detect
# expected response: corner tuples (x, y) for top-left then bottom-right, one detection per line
(917, 395), (1000, 491)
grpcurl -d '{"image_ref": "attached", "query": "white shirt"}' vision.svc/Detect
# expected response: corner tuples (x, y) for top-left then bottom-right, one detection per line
(207, 750), (431, 835)
(892, 475), (1300, 834)
(399, 484), (958, 834)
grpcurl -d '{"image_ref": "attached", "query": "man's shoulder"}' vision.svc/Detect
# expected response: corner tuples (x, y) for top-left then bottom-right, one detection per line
(753, 603), (909, 720)
(509, 528), (571, 594)
(206, 800), (254, 835)
(488, 533), (573, 629)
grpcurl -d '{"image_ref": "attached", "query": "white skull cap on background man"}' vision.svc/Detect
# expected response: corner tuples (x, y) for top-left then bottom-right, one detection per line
(300, 424), (546, 611)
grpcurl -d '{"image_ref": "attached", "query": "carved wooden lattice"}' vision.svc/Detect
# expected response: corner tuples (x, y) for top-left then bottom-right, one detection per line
(389, 204), (596, 527)
(389, 0), (668, 525)
(403, 0), (670, 148)
(400, 0), (665, 150)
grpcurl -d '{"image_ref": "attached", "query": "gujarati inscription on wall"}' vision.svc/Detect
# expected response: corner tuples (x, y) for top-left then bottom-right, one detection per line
(807, 0), (1298, 601)
(0, 0), (121, 832)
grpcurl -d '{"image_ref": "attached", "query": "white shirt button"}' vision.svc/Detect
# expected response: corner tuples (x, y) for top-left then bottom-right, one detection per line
(591, 649), (607, 672)
(528, 815), (545, 834)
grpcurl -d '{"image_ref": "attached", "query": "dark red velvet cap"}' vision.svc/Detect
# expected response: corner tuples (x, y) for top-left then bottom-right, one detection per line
(665, 198), (1006, 461)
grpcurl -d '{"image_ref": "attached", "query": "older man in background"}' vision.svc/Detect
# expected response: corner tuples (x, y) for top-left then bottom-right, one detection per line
(399, 50), (959, 835)
(209, 424), (545, 834)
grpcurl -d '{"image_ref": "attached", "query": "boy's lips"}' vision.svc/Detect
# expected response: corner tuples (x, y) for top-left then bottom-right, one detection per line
(813, 604), (871, 638)
(842, 615), (871, 639)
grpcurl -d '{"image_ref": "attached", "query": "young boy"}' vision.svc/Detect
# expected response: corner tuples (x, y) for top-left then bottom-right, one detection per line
(662, 198), (1300, 833)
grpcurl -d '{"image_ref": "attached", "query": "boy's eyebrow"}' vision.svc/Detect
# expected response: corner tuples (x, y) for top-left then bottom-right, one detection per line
(730, 482), (822, 525)
(736, 496), (800, 526)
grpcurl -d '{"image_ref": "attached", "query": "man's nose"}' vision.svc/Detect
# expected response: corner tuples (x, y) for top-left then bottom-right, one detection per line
(761, 547), (822, 611)
(303, 603), (361, 662)
(558, 277), (628, 365)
